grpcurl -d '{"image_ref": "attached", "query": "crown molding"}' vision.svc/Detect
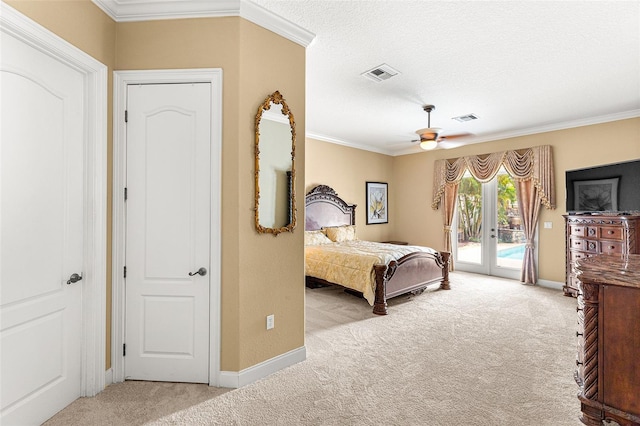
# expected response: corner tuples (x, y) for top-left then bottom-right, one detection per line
(306, 132), (396, 156)
(91, 0), (315, 47)
(458, 109), (640, 149)
(312, 109), (640, 157)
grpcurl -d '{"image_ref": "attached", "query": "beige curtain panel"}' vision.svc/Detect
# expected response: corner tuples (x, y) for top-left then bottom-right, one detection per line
(431, 145), (555, 284)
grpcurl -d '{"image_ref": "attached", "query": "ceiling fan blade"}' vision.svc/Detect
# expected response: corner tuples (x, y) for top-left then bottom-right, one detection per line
(437, 132), (473, 141)
(438, 139), (468, 149)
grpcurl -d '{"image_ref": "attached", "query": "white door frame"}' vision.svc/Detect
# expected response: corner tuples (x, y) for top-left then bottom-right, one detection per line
(112, 69), (222, 386)
(0, 3), (108, 397)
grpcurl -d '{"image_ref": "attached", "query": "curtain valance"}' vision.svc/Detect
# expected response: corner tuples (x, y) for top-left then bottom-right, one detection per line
(432, 145), (555, 210)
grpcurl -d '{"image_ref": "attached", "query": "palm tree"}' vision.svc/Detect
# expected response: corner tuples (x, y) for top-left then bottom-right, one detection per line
(457, 176), (482, 242)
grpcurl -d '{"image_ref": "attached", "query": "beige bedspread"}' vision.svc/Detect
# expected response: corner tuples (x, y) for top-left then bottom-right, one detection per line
(304, 240), (437, 305)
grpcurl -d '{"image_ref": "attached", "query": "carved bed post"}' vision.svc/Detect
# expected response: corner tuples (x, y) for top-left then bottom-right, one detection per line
(373, 261), (397, 315)
(437, 251), (451, 290)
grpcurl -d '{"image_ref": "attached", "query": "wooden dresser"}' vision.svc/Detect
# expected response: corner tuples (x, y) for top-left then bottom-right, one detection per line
(575, 254), (640, 426)
(563, 214), (640, 297)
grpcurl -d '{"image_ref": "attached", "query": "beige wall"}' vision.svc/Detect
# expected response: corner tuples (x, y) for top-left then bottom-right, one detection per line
(9, 1), (306, 373)
(236, 19), (306, 369)
(306, 139), (395, 242)
(116, 16), (307, 371)
(306, 119), (640, 284)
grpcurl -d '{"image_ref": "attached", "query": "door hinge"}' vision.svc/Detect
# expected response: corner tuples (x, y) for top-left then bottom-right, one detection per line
(125, 110), (128, 123)
(124, 266), (127, 278)
(123, 343), (126, 357)
(124, 187), (128, 201)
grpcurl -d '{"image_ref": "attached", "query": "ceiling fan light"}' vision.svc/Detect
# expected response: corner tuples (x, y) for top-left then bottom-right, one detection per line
(420, 139), (438, 150)
(415, 127), (441, 139)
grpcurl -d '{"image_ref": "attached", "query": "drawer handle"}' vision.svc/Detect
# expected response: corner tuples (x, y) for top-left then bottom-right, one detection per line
(576, 360), (583, 366)
(576, 306), (583, 312)
(607, 230), (614, 234)
(576, 331), (583, 337)
(609, 246), (615, 250)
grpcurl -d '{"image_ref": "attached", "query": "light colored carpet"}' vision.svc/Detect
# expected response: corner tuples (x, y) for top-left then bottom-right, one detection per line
(45, 272), (582, 425)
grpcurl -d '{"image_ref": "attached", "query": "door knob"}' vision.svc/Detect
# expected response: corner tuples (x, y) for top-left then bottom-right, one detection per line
(188, 267), (207, 277)
(67, 273), (83, 285)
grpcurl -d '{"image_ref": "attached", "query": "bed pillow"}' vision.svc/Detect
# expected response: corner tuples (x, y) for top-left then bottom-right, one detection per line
(304, 230), (333, 246)
(324, 225), (357, 242)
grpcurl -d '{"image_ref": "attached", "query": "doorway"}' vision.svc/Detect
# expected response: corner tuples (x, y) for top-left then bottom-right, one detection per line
(453, 167), (532, 280)
(112, 69), (222, 386)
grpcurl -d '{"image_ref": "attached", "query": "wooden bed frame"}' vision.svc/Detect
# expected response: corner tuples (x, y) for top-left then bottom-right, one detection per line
(305, 185), (450, 315)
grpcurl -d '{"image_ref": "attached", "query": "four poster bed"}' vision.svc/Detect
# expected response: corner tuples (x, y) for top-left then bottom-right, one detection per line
(305, 185), (450, 315)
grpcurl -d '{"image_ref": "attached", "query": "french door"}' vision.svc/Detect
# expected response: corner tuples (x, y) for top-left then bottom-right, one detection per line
(453, 167), (532, 280)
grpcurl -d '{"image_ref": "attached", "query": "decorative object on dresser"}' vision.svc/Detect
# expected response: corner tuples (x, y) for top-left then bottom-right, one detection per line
(305, 185), (450, 315)
(574, 254), (640, 426)
(563, 214), (640, 297)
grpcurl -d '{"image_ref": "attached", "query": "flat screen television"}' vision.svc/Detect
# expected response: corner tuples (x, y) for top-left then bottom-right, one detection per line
(565, 159), (640, 214)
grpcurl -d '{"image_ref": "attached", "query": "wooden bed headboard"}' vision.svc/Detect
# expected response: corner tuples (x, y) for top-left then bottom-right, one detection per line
(305, 185), (356, 231)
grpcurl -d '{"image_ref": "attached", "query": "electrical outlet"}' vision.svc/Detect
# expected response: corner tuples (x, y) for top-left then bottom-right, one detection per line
(544, 221), (552, 229)
(266, 314), (274, 330)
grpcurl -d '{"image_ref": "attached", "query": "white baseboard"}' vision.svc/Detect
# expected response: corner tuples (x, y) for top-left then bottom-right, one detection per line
(105, 368), (113, 386)
(218, 346), (306, 389)
(536, 279), (563, 291)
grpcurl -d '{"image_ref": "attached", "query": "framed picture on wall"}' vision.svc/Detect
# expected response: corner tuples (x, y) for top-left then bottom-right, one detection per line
(574, 177), (619, 212)
(366, 181), (388, 224)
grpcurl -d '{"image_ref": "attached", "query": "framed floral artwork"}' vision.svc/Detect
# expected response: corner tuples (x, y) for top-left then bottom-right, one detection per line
(366, 181), (388, 224)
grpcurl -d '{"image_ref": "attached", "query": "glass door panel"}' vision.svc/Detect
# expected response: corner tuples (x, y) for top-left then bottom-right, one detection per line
(456, 171), (483, 266)
(493, 169), (524, 277)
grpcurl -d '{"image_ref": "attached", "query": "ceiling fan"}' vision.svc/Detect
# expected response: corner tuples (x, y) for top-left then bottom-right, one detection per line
(413, 105), (471, 150)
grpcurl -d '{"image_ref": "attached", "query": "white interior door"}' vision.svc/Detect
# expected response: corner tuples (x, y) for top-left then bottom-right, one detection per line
(125, 83), (211, 383)
(1, 29), (84, 424)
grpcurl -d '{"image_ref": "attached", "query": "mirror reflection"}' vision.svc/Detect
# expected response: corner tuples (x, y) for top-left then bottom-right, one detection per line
(255, 91), (296, 235)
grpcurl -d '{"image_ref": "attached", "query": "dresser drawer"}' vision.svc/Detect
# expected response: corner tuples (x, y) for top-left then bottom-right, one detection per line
(600, 241), (624, 254)
(570, 225), (586, 237)
(570, 250), (590, 263)
(567, 273), (581, 293)
(599, 226), (623, 241)
(571, 238), (598, 253)
(570, 251), (590, 273)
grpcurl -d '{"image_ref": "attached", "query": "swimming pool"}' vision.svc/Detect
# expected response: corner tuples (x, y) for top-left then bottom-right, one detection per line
(497, 244), (525, 260)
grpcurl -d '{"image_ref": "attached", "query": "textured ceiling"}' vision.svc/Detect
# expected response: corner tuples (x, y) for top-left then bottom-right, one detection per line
(251, 0), (640, 154)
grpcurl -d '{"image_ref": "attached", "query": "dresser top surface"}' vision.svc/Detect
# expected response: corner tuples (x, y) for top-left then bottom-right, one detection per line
(576, 254), (640, 288)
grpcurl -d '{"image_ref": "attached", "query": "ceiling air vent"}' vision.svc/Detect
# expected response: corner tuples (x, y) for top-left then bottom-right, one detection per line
(452, 113), (479, 123)
(361, 63), (400, 82)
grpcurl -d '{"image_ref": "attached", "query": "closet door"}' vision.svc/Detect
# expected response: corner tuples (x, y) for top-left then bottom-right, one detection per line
(124, 83), (211, 383)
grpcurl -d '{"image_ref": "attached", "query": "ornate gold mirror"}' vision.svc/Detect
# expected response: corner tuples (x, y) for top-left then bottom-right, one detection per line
(255, 91), (296, 235)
